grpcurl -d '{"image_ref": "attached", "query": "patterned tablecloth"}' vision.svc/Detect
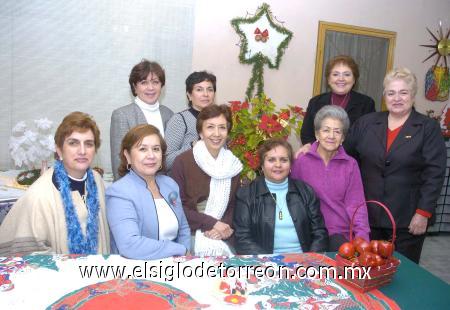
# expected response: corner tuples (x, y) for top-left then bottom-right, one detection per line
(0, 253), (399, 309)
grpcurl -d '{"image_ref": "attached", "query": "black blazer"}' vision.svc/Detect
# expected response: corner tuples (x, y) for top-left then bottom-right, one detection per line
(301, 90), (375, 144)
(233, 176), (328, 255)
(344, 110), (446, 229)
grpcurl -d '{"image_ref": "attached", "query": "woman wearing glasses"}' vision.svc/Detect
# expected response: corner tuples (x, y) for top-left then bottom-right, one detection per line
(292, 105), (370, 251)
(110, 59), (174, 179)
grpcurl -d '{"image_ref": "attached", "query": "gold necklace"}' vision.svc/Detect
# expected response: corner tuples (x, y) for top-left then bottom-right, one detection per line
(269, 192), (284, 220)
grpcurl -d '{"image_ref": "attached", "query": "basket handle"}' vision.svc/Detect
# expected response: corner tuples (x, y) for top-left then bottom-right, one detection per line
(349, 200), (396, 245)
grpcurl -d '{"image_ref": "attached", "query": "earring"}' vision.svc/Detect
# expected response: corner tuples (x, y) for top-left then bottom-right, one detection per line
(126, 164), (131, 171)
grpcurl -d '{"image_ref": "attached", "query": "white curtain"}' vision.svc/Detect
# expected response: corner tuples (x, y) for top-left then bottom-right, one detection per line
(0, 0), (195, 171)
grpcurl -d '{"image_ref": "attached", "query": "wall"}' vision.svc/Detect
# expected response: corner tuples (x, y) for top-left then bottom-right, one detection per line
(192, 0), (450, 136)
(1, 0), (449, 171)
(0, 0), (195, 171)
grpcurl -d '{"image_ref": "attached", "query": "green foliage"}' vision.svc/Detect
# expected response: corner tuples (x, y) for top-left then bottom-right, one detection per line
(228, 94), (305, 181)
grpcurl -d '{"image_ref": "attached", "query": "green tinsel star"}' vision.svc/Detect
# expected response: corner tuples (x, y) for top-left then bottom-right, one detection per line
(231, 3), (293, 99)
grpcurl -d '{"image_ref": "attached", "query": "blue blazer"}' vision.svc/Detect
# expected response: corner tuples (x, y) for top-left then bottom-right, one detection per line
(106, 170), (190, 260)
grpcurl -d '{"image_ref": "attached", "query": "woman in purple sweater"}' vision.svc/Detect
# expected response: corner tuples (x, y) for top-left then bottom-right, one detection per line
(291, 105), (370, 251)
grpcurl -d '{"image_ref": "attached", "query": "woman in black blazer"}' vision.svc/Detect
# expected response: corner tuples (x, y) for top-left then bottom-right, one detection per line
(345, 68), (446, 263)
(300, 55), (375, 146)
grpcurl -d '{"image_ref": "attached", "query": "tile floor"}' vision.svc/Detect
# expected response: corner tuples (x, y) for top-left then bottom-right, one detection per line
(419, 234), (450, 284)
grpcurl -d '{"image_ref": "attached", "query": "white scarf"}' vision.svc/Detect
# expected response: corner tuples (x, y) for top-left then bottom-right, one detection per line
(192, 140), (242, 256)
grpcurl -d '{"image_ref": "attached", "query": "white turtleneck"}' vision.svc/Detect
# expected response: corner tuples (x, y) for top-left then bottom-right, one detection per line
(134, 97), (165, 137)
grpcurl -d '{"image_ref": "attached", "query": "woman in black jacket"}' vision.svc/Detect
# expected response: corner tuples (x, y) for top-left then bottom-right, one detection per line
(345, 68), (446, 263)
(300, 55), (375, 147)
(233, 138), (328, 255)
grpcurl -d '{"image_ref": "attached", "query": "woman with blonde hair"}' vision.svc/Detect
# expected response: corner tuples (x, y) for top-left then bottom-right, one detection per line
(345, 68), (446, 263)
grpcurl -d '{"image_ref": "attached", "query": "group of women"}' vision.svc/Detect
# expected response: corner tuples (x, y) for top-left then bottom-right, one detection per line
(0, 56), (445, 265)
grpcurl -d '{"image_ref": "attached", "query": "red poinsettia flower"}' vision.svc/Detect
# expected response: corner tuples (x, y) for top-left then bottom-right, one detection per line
(224, 294), (246, 305)
(229, 101), (249, 112)
(259, 114), (282, 133)
(279, 111), (290, 120)
(291, 105), (305, 116)
(244, 151), (260, 170)
(229, 135), (246, 148)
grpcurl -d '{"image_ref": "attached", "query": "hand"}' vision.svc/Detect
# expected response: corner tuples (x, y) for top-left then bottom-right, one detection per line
(294, 143), (311, 158)
(204, 228), (222, 240)
(408, 213), (428, 235)
(213, 221), (234, 239)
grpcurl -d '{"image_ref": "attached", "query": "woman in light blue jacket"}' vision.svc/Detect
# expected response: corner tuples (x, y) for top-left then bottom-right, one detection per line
(106, 124), (190, 260)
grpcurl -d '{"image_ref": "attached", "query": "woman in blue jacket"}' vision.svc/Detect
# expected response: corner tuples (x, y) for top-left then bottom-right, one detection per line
(106, 124), (190, 260)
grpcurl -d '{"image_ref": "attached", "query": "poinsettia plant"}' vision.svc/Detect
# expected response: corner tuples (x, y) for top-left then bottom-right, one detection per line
(228, 94), (305, 181)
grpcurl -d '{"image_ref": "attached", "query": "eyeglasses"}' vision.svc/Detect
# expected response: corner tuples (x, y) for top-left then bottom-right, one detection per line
(319, 128), (343, 136)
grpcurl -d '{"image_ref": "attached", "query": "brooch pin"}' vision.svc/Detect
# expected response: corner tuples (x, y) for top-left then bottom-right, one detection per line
(168, 191), (178, 207)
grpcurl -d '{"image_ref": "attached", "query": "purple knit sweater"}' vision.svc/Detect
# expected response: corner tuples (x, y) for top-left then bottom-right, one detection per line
(291, 142), (370, 241)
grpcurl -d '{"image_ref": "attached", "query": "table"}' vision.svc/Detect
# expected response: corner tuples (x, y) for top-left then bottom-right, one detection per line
(1, 252), (448, 309)
(0, 171), (26, 225)
(380, 252), (450, 309)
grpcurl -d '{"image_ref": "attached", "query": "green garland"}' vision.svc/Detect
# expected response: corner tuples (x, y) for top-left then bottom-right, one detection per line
(231, 3), (293, 99)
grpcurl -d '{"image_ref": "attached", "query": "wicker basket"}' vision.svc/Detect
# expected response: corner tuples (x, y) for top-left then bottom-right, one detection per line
(335, 200), (400, 292)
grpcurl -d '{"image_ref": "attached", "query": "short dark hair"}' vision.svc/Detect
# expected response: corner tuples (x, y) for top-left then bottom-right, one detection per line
(257, 138), (293, 169)
(129, 59), (165, 96)
(118, 124), (167, 177)
(196, 104), (232, 134)
(54, 111), (101, 156)
(325, 55), (360, 85)
(185, 71), (217, 107)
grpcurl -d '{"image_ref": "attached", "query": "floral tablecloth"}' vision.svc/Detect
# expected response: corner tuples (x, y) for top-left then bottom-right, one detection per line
(0, 253), (399, 309)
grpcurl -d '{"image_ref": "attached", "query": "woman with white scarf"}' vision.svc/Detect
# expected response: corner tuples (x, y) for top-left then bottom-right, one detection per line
(170, 104), (242, 256)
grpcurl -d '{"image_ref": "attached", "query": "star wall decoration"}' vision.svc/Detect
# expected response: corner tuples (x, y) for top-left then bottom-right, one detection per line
(420, 21), (449, 69)
(420, 22), (450, 101)
(231, 3), (293, 99)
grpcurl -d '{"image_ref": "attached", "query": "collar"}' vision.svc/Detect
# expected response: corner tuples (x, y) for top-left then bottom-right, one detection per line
(253, 176), (299, 197)
(189, 107), (200, 118)
(265, 178), (289, 191)
(128, 168), (155, 187)
(134, 96), (160, 112)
